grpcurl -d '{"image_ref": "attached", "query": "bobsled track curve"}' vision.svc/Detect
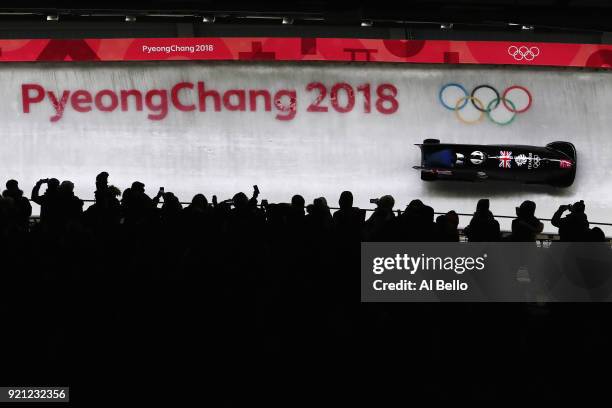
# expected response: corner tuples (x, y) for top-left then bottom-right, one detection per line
(0, 62), (611, 235)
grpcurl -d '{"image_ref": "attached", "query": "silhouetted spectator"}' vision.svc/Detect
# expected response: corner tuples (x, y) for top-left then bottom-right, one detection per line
(284, 194), (307, 240)
(395, 199), (436, 241)
(436, 211), (460, 242)
(154, 191), (184, 265)
(364, 195), (395, 241)
(84, 184), (121, 233)
(2, 180), (32, 231)
(420, 205), (436, 241)
(511, 200), (543, 242)
(182, 194), (211, 233)
(551, 200), (589, 241)
(464, 199), (501, 242)
(288, 194), (306, 222)
(588, 227), (606, 242)
(233, 192), (249, 209)
(306, 197), (334, 235)
(159, 192), (183, 226)
(56, 181), (84, 226)
(95, 171), (109, 193)
(183, 194), (209, 219)
(121, 182), (155, 226)
(332, 191), (365, 242)
(226, 190), (265, 243)
(31, 178), (60, 227)
(291, 194), (305, 214)
(160, 192), (182, 212)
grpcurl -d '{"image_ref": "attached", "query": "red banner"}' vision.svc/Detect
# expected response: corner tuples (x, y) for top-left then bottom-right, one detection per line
(0, 37), (611, 68)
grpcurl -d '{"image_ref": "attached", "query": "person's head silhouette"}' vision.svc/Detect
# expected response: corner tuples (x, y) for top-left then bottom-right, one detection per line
(191, 194), (208, 209)
(6, 179), (18, 191)
(59, 180), (75, 194)
(516, 200), (536, 219)
(476, 199), (490, 213)
(95, 171), (109, 193)
(589, 227), (605, 242)
(339, 191), (353, 210)
(108, 185), (121, 198)
(232, 192), (249, 209)
(291, 195), (305, 209)
(131, 182), (145, 194)
(314, 197), (329, 212)
(4, 180), (23, 198)
(378, 195), (395, 211)
(406, 199), (424, 214)
(47, 178), (60, 192)
(446, 210), (459, 227)
(571, 200), (585, 214)
(162, 192), (181, 212)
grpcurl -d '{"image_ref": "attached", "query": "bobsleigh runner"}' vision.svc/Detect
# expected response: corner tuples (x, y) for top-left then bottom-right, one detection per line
(414, 139), (576, 187)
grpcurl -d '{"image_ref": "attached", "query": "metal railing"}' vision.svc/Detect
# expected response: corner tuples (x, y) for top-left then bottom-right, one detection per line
(69, 198), (612, 227)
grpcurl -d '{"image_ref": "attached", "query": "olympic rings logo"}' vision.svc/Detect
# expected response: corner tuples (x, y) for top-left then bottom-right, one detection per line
(438, 83), (533, 125)
(508, 45), (540, 61)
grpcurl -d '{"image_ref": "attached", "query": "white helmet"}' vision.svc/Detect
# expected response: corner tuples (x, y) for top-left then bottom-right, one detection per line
(470, 151), (485, 165)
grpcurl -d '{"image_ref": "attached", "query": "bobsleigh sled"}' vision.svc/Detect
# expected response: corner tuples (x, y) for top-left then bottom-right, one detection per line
(414, 139), (576, 187)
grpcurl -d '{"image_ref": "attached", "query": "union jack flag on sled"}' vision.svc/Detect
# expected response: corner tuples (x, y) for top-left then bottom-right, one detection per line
(499, 151), (513, 168)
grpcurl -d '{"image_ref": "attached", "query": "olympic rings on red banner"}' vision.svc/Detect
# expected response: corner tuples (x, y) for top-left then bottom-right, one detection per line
(439, 83), (532, 125)
(508, 46), (540, 61)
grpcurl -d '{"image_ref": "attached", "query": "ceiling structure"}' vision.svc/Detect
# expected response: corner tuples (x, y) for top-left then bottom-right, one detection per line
(0, 1), (610, 41)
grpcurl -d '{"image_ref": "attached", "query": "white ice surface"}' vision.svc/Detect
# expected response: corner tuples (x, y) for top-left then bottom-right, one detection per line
(0, 62), (610, 235)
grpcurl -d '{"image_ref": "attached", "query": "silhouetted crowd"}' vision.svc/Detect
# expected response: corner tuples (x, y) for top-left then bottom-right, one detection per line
(0, 173), (610, 403)
(0, 173), (605, 248)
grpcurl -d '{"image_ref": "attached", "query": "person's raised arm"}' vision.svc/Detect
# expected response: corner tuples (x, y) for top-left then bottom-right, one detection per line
(152, 187), (164, 206)
(30, 179), (45, 205)
(249, 185), (260, 207)
(551, 205), (568, 228)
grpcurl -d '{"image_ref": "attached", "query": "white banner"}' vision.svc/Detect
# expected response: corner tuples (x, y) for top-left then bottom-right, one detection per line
(1, 61), (611, 233)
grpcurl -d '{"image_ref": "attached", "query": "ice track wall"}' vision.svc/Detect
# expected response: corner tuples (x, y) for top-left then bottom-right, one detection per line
(1, 62), (611, 233)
